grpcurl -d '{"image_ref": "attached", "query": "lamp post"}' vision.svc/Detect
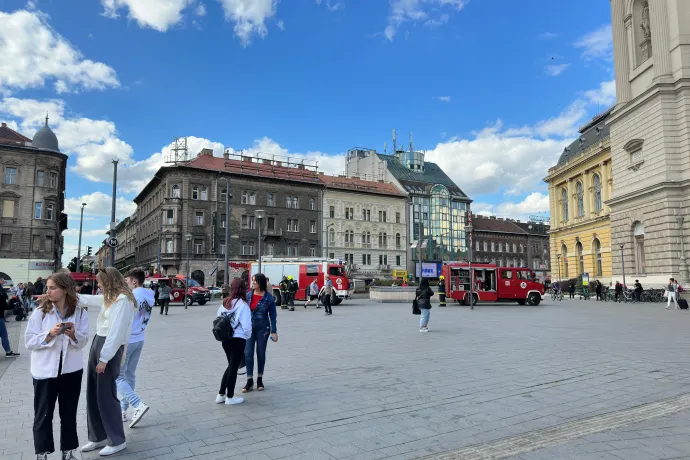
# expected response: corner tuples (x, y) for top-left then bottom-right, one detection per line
(76, 203), (87, 272)
(527, 224), (533, 271)
(223, 179), (231, 287)
(619, 243), (626, 289)
(325, 223), (335, 260)
(185, 233), (192, 309)
(556, 254), (562, 283)
(255, 209), (265, 273)
(678, 216), (689, 285)
(467, 223), (474, 309)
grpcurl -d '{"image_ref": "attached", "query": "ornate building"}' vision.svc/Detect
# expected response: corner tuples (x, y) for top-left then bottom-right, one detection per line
(0, 119), (68, 285)
(320, 174), (408, 280)
(608, 0), (690, 286)
(544, 110), (613, 284)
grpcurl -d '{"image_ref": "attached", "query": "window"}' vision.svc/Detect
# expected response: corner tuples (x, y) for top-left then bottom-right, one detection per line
(267, 193), (275, 207)
(267, 217), (275, 231)
(310, 221), (316, 233)
(519, 244), (524, 253)
(242, 191), (249, 204)
(593, 174), (602, 212)
(498, 243), (503, 252)
(33, 234), (40, 251)
(220, 244), (226, 255)
(194, 239), (203, 254)
(34, 202), (42, 219)
(344, 253), (354, 265)
(1, 234), (11, 250)
(195, 211), (204, 225)
(491, 242), (495, 252)
(293, 197), (298, 209)
(483, 242), (488, 251)
(45, 204), (54, 220)
(310, 246), (316, 257)
(242, 215), (248, 228)
(287, 245), (298, 256)
(379, 255), (388, 265)
(561, 188), (568, 221)
(329, 228), (335, 244)
(576, 182), (584, 217)
(249, 242), (255, 255)
(362, 231), (371, 247)
(396, 255), (401, 266)
(310, 198), (316, 210)
(192, 186), (199, 200)
(329, 206), (335, 218)
(250, 192), (256, 205)
(634, 221), (646, 274)
(362, 209), (371, 221)
(286, 195), (292, 208)
(220, 189), (227, 202)
(379, 210), (387, 222)
(220, 214), (226, 228)
(171, 184), (180, 198)
(362, 254), (371, 265)
(329, 252), (335, 259)
(166, 239), (173, 253)
(266, 243), (274, 256)
(241, 241), (248, 255)
(200, 186), (208, 200)
(2, 200), (14, 218)
(345, 207), (354, 220)
(501, 270), (513, 279)
(5, 167), (17, 185)
(345, 230), (354, 247)
(476, 240), (480, 251)
(287, 219), (299, 232)
(576, 242), (584, 274)
(49, 172), (57, 188)
(396, 212), (401, 224)
(594, 239), (602, 276)
(396, 233), (401, 248)
(36, 170), (45, 187)
(513, 243), (517, 253)
(166, 209), (174, 225)
(249, 216), (255, 230)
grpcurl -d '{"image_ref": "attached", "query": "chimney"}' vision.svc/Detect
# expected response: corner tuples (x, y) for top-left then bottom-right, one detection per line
(223, 150), (229, 160)
(199, 148), (213, 157)
(1, 123), (6, 128)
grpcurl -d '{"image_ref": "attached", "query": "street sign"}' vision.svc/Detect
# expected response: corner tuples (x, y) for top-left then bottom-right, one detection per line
(106, 237), (118, 248)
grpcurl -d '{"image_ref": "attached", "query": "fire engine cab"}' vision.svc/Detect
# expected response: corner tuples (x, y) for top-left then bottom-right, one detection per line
(249, 258), (353, 304)
(442, 263), (545, 306)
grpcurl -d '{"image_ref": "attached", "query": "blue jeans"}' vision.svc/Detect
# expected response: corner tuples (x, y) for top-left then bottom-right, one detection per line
(0, 318), (10, 352)
(116, 341), (145, 411)
(420, 308), (430, 328)
(245, 324), (270, 377)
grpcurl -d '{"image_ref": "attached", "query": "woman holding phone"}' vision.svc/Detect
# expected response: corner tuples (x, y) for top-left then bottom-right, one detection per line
(242, 273), (278, 393)
(25, 272), (89, 460)
(77, 268), (136, 457)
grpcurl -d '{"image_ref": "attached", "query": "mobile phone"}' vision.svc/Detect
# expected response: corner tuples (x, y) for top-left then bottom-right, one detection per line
(59, 322), (70, 334)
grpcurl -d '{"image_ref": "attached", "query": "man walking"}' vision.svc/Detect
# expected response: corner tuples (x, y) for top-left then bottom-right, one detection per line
(319, 275), (333, 316)
(0, 279), (20, 358)
(119, 269), (154, 428)
(304, 279), (320, 308)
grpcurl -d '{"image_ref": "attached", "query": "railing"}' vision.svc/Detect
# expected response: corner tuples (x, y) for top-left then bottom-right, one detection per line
(263, 228), (283, 236)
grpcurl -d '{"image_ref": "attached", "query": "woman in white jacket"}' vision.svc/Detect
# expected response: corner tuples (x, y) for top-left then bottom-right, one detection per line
(25, 272), (89, 460)
(78, 268), (136, 457)
(216, 278), (252, 405)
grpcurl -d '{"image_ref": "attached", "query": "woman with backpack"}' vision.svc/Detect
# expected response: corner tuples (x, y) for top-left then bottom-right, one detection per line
(416, 279), (434, 332)
(242, 273), (278, 393)
(215, 278), (252, 405)
(25, 272), (89, 460)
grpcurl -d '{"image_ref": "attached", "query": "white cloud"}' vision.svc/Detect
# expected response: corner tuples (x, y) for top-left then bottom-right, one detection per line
(545, 63), (570, 76)
(584, 80), (616, 107)
(574, 24), (612, 61)
(101, 0), (193, 32)
(436, 96), (451, 102)
(316, 0), (343, 12)
(385, 0), (467, 41)
(472, 193), (550, 222)
(217, 0), (278, 46)
(195, 2), (207, 16)
(0, 10), (119, 94)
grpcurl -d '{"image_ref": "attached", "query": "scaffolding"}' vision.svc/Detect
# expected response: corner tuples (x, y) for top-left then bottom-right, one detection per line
(164, 137), (189, 164)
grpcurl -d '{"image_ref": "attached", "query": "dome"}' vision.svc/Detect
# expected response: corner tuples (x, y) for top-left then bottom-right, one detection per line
(32, 115), (59, 152)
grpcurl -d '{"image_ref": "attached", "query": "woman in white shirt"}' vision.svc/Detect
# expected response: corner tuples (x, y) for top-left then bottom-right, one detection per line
(78, 268), (136, 457)
(216, 278), (252, 405)
(25, 272), (89, 460)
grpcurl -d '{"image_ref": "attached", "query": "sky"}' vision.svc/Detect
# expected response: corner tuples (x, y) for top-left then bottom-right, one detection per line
(0, 0), (616, 266)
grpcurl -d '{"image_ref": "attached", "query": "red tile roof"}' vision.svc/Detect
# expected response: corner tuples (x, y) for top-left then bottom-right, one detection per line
(187, 154), (321, 185)
(320, 174), (407, 197)
(0, 123), (31, 145)
(472, 214), (527, 234)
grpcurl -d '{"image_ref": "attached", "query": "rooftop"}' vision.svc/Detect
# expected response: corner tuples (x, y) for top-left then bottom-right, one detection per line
(472, 214), (528, 235)
(0, 122), (31, 146)
(319, 173), (407, 198)
(376, 152), (469, 199)
(556, 107), (612, 167)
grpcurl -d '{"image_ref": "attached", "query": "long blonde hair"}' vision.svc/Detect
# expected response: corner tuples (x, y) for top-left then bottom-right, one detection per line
(39, 272), (78, 318)
(98, 267), (137, 308)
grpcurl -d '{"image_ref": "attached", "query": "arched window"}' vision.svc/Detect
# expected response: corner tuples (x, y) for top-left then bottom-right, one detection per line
(309, 198), (316, 210)
(576, 241), (584, 274)
(593, 174), (602, 212)
(292, 197), (298, 209)
(378, 232), (384, 247)
(561, 188), (568, 221)
(329, 228), (335, 244)
(593, 239), (602, 276)
(200, 186), (208, 200)
(634, 221), (646, 274)
(396, 233), (401, 248)
(171, 184), (180, 198)
(562, 244), (568, 278)
(383, 233), (387, 246)
(576, 182), (584, 217)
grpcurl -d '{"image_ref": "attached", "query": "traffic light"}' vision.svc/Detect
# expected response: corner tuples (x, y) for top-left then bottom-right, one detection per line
(86, 246), (92, 256)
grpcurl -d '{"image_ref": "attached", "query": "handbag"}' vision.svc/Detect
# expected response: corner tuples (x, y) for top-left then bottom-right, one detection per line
(412, 296), (421, 315)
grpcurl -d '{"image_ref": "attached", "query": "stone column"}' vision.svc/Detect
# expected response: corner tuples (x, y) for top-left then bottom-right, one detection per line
(649, 0), (672, 78)
(611, 0), (632, 102)
(582, 171), (591, 217)
(601, 162), (611, 210)
(567, 179), (574, 222)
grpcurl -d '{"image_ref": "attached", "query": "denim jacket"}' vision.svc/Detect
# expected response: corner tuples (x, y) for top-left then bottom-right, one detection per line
(246, 290), (277, 333)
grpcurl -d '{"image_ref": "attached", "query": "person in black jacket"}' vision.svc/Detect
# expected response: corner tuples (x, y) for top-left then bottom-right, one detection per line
(416, 279), (434, 332)
(0, 279), (20, 357)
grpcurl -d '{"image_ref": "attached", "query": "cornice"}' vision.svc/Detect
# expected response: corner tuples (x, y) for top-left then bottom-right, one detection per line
(544, 141), (611, 184)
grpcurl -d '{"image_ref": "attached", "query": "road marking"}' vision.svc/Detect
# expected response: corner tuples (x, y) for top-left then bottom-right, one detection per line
(420, 392), (690, 460)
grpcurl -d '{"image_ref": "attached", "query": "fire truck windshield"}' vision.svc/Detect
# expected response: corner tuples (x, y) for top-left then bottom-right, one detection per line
(329, 266), (344, 277)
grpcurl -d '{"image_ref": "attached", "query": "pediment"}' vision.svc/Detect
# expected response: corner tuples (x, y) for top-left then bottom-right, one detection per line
(0, 191), (21, 199)
(2, 159), (21, 167)
(623, 139), (644, 152)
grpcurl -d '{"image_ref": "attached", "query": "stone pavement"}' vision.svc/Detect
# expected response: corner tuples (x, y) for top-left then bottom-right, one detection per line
(1, 297), (690, 460)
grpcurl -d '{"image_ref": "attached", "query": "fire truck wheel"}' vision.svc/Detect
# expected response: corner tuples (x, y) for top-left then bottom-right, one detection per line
(273, 289), (282, 302)
(464, 293), (477, 307)
(527, 293), (541, 306)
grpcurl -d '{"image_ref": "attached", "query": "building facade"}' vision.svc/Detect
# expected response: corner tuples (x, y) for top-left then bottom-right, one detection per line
(345, 146), (471, 278)
(320, 174), (408, 280)
(133, 149), (323, 286)
(0, 120), (68, 285)
(608, 0), (690, 286)
(544, 110), (613, 284)
(471, 215), (551, 281)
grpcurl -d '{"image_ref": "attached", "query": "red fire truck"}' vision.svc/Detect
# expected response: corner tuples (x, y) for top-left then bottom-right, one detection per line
(442, 263), (545, 306)
(249, 258), (353, 305)
(143, 274), (211, 305)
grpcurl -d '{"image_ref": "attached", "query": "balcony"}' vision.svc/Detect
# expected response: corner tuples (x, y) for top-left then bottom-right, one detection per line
(263, 228), (283, 237)
(379, 264), (391, 271)
(362, 243), (372, 249)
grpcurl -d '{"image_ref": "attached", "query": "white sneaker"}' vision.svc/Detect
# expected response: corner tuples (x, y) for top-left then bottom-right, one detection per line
(99, 443), (126, 456)
(215, 394), (226, 404)
(128, 402), (150, 428)
(121, 411), (129, 422)
(81, 441), (106, 452)
(225, 396), (244, 405)
(420, 328), (428, 333)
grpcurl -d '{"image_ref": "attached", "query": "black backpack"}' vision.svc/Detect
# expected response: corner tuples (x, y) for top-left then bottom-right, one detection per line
(212, 311), (237, 341)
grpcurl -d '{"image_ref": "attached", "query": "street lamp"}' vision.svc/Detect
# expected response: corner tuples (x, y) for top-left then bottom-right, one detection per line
(466, 224), (474, 310)
(223, 179), (232, 287)
(185, 233), (192, 309)
(325, 223), (335, 260)
(619, 243), (626, 289)
(76, 203), (87, 273)
(556, 254), (562, 283)
(255, 209), (266, 273)
(678, 216), (689, 285)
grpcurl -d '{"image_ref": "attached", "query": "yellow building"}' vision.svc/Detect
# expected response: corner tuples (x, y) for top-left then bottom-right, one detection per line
(544, 109), (613, 284)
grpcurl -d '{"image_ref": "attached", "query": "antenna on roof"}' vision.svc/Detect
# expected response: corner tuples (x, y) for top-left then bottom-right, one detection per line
(409, 132), (413, 152)
(392, 128), (397, 154)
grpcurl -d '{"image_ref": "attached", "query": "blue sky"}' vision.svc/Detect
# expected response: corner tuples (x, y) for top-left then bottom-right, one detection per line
(0, 0), (615, 265)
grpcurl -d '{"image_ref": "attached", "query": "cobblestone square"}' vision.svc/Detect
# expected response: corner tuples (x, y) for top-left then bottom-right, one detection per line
(2, 297), (690, 460)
